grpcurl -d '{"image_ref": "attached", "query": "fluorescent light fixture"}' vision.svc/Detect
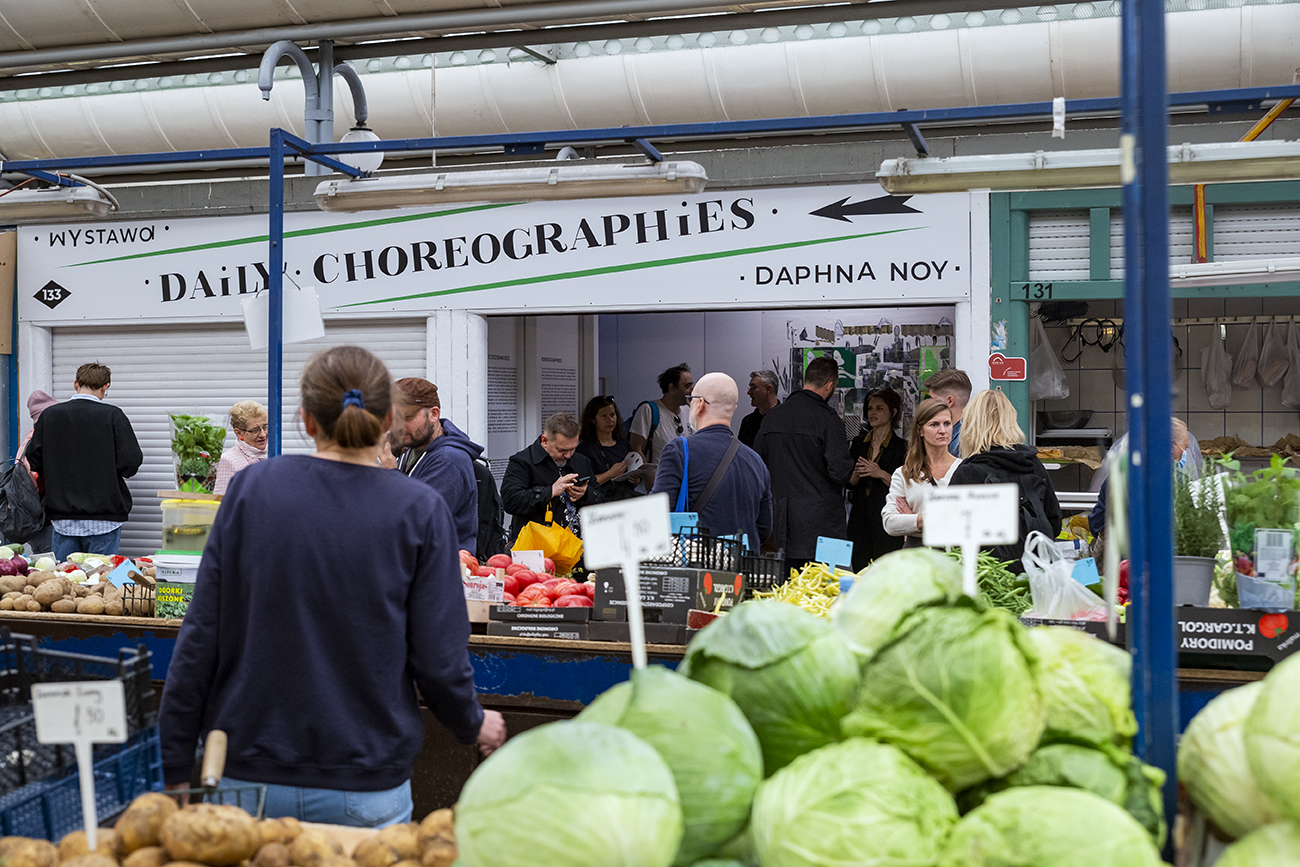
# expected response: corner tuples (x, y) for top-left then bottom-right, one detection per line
(1171, 257), (1300, 287)
(878, 140), (1300, 194)
(0, 183), (118, 220)
(314, 161), (708, 212)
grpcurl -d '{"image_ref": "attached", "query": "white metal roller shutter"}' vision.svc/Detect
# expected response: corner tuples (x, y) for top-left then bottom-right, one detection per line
(50, 319), (427, 556)
(1026, 208), (1196, 281)
(1208, 204), (1300, 260)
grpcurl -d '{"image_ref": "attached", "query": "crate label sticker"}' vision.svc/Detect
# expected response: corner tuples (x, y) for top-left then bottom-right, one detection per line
(1255, 528), (1295, 583)
(463, 575), (504, 602)
(31, 681), (127, 744)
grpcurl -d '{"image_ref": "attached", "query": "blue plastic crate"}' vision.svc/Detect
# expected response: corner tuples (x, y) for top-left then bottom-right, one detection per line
(0, 726), (163, 841)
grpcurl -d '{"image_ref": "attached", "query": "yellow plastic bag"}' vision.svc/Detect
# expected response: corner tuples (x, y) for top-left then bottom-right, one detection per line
(512, 506), (584, 575)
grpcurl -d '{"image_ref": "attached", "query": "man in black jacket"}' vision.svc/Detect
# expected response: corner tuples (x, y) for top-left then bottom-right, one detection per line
(26, 362), (143, 562)
(501, 413), (604, 545)
(754, 356), (854, 568)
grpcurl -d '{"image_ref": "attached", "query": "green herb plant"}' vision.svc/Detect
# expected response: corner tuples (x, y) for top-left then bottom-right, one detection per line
(1174, 471), (1225, 559)
(170, 413), (226, 493)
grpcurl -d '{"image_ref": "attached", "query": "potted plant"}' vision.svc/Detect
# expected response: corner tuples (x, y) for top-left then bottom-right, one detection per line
(169, 413), (227, 494)
(1174, 471), (1225, 607)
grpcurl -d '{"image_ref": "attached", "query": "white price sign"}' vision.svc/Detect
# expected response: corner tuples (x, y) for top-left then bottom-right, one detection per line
(31, 681), (128, 849)
(922, 484), (1020, 548)
(579, 493), (673, 570)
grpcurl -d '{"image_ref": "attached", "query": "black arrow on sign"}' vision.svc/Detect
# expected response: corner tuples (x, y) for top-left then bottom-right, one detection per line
(809, 195), (921, 222)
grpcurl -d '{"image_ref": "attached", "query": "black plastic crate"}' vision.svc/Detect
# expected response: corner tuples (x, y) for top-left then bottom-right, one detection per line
(0, 630), (155, 794)
(740, 550), (787, 594)
(646, 529), (741, 572)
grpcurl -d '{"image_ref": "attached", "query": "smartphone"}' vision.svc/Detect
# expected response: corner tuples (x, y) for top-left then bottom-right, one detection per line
(575, 474), (593, 484)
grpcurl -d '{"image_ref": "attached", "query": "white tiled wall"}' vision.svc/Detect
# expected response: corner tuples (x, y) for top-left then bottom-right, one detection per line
(1040, 297), (1300, 450)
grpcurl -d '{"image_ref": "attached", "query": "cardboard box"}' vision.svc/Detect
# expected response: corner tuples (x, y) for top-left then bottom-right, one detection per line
(586, 620), (687, 645)
(488, 605), (591, 623)
(1024, 607), (1300, 662)
(595, 566), (733, 624)
(154, 581), (194, 619)
(1021, 617), (1126, 647)
(486, 621), (589, 641)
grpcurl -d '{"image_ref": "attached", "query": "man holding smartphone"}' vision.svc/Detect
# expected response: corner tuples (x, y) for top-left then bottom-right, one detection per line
(500, 413), (605, 545)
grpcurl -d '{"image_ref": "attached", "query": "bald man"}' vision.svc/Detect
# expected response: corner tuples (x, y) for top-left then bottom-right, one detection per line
(651, 373), (773, 550)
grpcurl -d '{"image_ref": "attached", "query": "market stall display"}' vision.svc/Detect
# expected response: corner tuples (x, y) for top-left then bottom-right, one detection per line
(0, 550), (156, 617)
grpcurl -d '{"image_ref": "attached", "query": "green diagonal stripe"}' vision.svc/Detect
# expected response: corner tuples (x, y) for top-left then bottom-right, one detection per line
(334, 226), (924, 308)
(66, 202), (522, 267)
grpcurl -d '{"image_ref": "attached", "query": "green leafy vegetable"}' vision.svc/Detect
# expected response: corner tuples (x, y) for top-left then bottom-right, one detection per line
(939, 787), (1163, 867)
(1219, 454), (1300, 563)
(170, 413), (226, 463)
(578, 667), (763, 866)
(832, 547), (962, 659)
(455, 721), (683, 867)
(842, 602), (1044, 792)
(1027, 626), (1137, 748)
(947, 549), (1031, 615)
(1179, 682), (1280, 839)
(1215, 821), (1300, 867)
(750, 738), (958, 867)
(1244, 653), (1300, 822)
(681, 600), (859, 775)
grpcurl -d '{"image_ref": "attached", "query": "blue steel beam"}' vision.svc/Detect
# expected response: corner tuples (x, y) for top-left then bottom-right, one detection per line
(279, 129), (365, 178)
(5, 83), (1300, 177)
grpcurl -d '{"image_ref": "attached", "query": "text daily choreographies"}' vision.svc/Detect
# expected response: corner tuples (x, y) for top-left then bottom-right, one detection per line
(156, 198), (757, 302)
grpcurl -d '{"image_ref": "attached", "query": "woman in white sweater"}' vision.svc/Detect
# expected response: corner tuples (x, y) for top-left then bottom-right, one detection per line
(881, 397), (962, 544)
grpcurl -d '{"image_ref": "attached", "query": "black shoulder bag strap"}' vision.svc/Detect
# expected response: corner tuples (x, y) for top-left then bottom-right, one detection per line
(696, 436), (743, 513)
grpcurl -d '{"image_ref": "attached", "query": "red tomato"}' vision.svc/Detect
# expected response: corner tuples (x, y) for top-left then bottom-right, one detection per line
(514, 570), (540, 589)
(503, 574), (520, 596)
(458, 550), (479, 570)
(487, 554), (514, 570)
(543, 558), (556, 575)
(502, 592), (516, 604)
(582, 582), (595, 598)
(555, 594), (593, 607)
(555, 582), (584, 597)
(541, 577), (568, 588)
(505, 563), (528, 576)
(517, 584), (549, 601)
(515, 597), (551, 607)
(477, 565), (496, 578)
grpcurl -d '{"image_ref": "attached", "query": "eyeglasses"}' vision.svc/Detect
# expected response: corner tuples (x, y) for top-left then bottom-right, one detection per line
(237, 424), (270, 436)
(687, 395), (710, 405)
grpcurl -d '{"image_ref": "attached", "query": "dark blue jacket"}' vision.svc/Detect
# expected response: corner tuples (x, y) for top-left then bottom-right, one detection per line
(404, 419), (482, 553)
(652, 424), (773, 551)
(159, 456), (483, 791)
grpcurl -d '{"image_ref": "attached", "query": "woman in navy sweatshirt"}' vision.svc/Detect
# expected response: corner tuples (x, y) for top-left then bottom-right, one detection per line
(159, 346), (505, 826)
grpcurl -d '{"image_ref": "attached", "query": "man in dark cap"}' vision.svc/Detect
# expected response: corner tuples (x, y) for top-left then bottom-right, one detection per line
(381, 378), (484, 554)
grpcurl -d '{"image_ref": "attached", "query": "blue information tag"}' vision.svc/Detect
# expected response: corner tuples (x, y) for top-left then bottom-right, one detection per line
(1072, 557), (1101, 585)
(815, 536), (854, 569)
(670, 512), (699, 534)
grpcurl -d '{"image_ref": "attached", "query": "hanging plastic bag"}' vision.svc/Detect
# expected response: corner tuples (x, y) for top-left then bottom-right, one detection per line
(1200, 324), (1233, 410)
(1282, 321), (1300, 410)
(1022, 530), (1110, 620)
(1029, 316), (1069, 401)
(1232, 320), (1260, 388)
(1257, 319), (1290, 386)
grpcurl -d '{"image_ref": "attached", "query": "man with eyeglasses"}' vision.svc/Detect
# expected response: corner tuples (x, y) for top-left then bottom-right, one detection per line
(214, 400), (269, 495)
(501, 413), (604, 545)
(627, 363), (694, 489)
(739, 369), (780, 449)
(26, 361), (142, 562)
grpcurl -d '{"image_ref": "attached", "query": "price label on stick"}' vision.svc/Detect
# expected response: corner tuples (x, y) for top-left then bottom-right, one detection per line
(31, 681), (127, 849)
(923, 484), (1019, 598)
(581, 494), (673, 671)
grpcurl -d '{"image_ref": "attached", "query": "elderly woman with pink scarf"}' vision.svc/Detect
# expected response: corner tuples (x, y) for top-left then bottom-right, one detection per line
(214, 401), (269, 495)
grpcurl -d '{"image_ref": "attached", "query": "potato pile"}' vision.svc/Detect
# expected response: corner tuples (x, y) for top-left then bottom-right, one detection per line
(0, 572), (150, 617)
(0, 794), (459, 867)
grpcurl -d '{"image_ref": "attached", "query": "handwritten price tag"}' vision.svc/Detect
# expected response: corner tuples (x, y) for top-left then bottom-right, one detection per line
(923, 484), (1020, 548)
(580, 493), (673, 570)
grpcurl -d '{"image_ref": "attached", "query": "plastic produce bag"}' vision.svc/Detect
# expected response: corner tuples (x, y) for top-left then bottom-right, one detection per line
(1282, 321), (1300, 410)
(1200, 325), (1233, 410)
(1232, 321), (1260, 388)
(1023, 531), (1110, 620)
(1256, 320), (1289, 386)
(1029, 316), (1070, 402)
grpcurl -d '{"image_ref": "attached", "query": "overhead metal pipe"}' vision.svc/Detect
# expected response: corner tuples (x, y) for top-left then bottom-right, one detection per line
(0, 0), (822, 71)
(259, 40), (328, 176)
(333, 63), (368, 127)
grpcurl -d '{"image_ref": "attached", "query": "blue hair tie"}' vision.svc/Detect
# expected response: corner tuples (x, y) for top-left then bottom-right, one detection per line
(342, 389), (366, 410)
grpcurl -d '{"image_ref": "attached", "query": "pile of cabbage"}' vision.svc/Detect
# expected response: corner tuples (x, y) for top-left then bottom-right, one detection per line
(452, 548), (1167, 867)
(1177, 652), (1300, 865)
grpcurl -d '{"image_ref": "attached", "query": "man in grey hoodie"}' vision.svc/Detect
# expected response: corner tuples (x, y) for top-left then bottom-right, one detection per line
(383, 377), (484, 553)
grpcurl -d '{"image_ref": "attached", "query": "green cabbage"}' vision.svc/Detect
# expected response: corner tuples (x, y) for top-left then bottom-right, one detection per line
(1245, 653), (1300, 821)
(939, 787), (1164, 867)
(959, 744), (1166, 845)
(832, 548), (962, 659)
(455, 721), (683, 867)
(842, 602), (1044, 791)
(1179, 682), (1280, 839)
(751, 738), (959, 867)
(578, 667), (763, 866)
(1215, 821), (1300, 867)
(1028, 626), (1137, 748)
(680, 600), (859, 774)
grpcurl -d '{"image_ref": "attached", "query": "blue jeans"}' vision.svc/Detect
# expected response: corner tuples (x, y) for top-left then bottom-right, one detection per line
(222, 777), (412, 828)
(52, 527), (121, 563)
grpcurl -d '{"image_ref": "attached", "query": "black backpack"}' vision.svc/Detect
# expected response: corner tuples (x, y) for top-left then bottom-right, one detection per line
(991, 471), (1056, 567)
(0, 461), (44, 545)
(473, 457), (508, 561)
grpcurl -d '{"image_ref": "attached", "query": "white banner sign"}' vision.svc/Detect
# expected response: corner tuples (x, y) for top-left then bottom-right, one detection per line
(18, 185), (971, 322)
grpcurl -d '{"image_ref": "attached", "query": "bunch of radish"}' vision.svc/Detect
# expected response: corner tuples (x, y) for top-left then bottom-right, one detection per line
(458, 551), (594, 608)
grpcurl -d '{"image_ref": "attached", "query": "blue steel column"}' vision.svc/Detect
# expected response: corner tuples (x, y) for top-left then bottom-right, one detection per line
(268, 129), (285, 457)
(1122, 0), (1178, 843)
